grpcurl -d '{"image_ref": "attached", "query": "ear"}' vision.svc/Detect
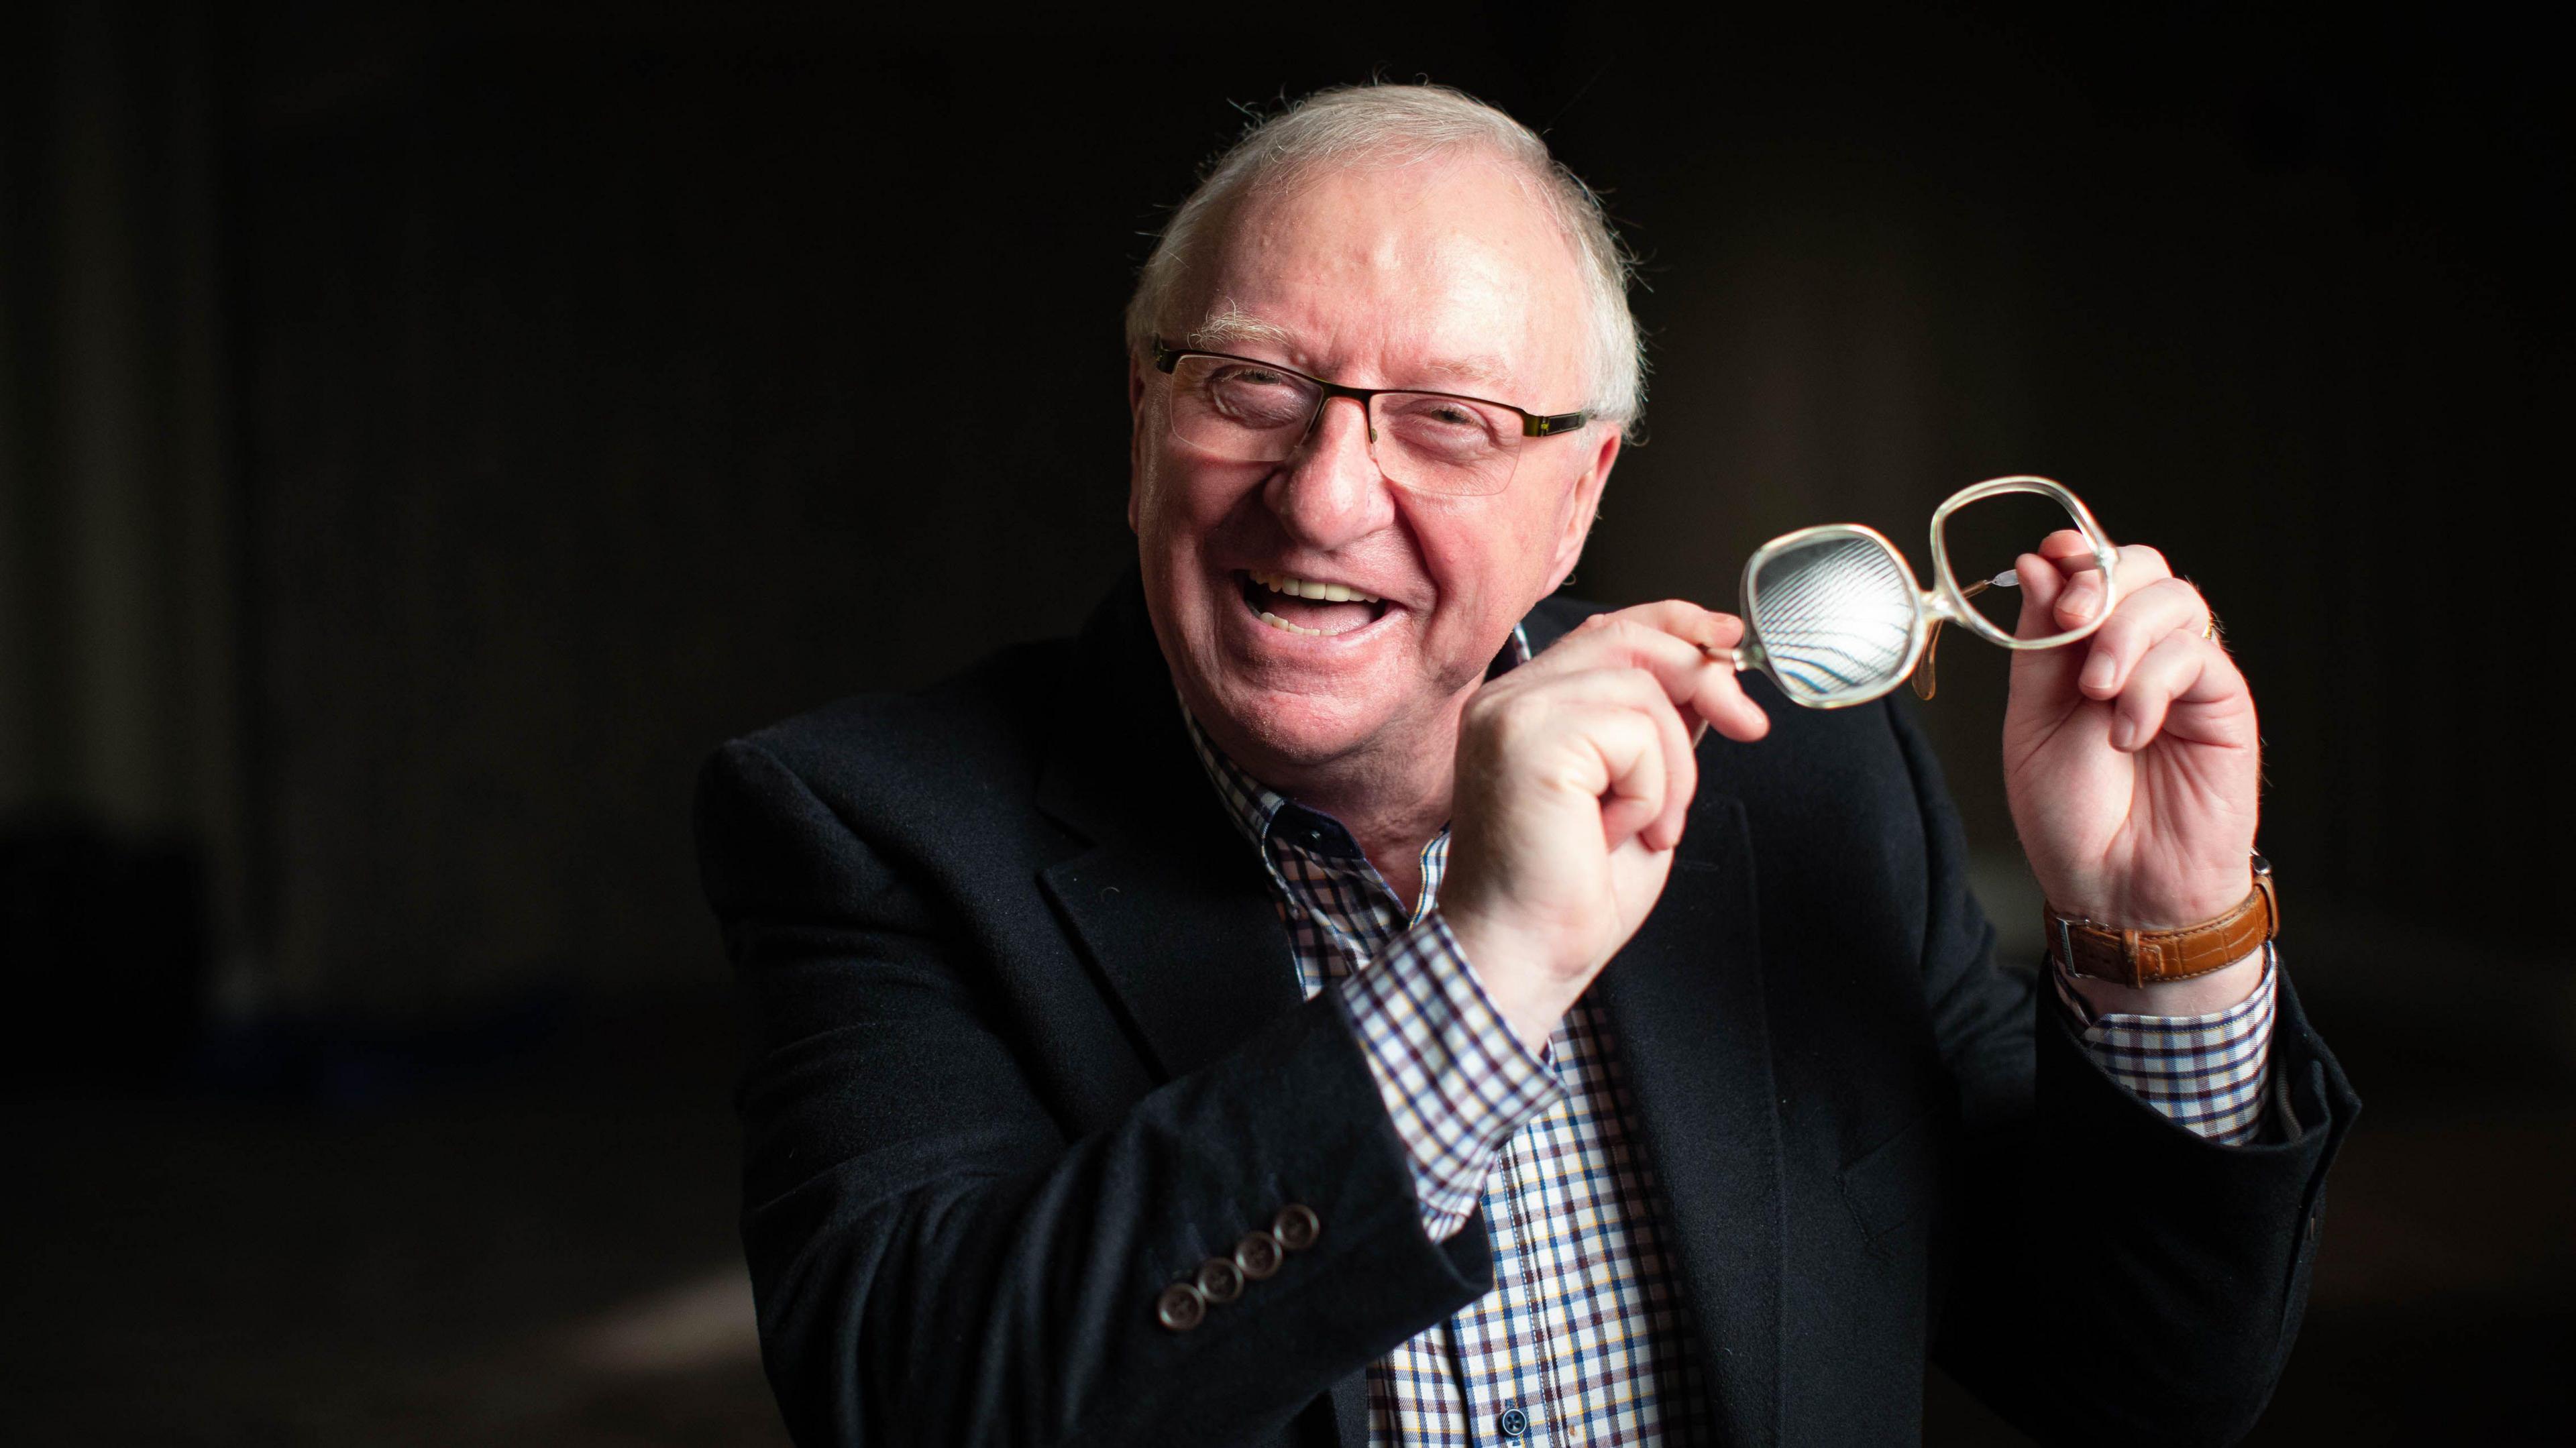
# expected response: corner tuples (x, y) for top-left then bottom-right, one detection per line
(1126, 352), (1149, 533)
(1540, 427), (1622, 594)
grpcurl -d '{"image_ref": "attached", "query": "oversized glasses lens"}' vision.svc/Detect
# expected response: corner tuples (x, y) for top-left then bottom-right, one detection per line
(1164, 355), (1519, 496)
(1746, 533), (1919, 706)
(1937, 488), (2091, 637)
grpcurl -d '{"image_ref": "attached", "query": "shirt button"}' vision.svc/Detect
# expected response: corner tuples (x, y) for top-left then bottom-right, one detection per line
(1154, 1282), (1206, 1332)
(1497, 1405), (1528, 1438)
(1273, 1203), (1321, 1251)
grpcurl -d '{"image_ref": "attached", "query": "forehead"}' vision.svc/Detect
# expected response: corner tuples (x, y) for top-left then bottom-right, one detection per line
(1194, 154), (1591, 399)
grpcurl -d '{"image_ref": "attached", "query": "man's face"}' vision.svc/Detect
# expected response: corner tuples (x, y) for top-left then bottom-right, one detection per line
(1127, 155), (1623, 781)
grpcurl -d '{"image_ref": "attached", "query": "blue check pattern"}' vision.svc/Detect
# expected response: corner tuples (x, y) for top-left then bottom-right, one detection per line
(2053, 950), (2277, 1144)
(1182, 623), (2279, 1447)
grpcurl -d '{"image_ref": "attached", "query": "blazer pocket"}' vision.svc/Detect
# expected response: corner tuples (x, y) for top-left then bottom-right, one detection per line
(1840, 1109), (1939, 1251)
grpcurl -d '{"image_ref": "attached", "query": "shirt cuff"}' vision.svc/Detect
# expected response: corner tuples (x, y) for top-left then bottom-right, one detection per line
(1334, 911), (1562, 1241)
(2053, 945), (2279, 1146)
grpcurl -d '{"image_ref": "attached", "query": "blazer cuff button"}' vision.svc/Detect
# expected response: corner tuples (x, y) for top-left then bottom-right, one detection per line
(1155, 1282), (1207, 1332)
(1233, 1230), (1283, 1280)
(1195, 1256), (1245, 1304)
(1273, 1203), (1320, 1251)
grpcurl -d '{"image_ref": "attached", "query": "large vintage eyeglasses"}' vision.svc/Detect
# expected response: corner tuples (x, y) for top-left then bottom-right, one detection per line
(1707, 476), (2121, 708)
(1152, 341), (1591, 498)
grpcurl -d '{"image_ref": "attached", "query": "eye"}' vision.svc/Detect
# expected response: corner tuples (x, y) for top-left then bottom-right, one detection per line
(1200, 366), (1313, 428)
(1385, 393), (1504, 439)
(1207, 364), (1292, 388)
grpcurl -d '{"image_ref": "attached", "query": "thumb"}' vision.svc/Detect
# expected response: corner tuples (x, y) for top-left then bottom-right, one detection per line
(2006, 551), (2086, 702)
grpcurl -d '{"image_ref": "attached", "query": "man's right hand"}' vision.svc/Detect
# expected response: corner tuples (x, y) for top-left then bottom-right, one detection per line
(1439, 602), (1772, 1053)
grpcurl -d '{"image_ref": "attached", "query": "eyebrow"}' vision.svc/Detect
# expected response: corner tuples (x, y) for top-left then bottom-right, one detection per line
(1185, 309), (1297, 351)
(1183, 311), (1520, 396)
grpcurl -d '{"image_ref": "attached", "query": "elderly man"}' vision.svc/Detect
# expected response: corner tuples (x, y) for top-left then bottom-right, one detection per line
(696, 85), (2355, 1447)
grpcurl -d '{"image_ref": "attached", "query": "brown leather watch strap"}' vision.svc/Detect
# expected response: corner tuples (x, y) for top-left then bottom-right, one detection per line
(2045, 856), (2279, 989)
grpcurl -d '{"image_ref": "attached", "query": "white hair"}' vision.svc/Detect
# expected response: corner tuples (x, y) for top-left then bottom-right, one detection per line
(1124, 83), (1646, 425)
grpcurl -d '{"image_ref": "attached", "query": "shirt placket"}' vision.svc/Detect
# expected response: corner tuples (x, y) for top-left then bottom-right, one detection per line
(1525, 1025), (1587, 1442)
(1452, 1129), (1558, 1447)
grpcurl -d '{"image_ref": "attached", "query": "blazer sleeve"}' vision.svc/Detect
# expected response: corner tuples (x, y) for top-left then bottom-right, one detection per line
(694, 738), (1492, 1448)
(1886, 700), (2361, 1445)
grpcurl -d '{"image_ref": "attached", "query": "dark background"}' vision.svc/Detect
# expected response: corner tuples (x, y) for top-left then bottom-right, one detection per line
(4, 2), (2569, 1443)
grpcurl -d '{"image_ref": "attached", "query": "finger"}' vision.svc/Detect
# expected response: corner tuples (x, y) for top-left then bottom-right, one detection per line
(2004, 550), (2100, 707)
(1644, 682), (1698, 850)
(2013, 547), (2067, 641)
(2108, 629), (2241, 751)
(1556, 602), (1746, 673)
(2044, 537), (2173, 633)
(1544, 606), (1768, 742)
(1527, 667), (1700, 850)
(1589, 598), (1747, 645)
(2075, 575), (2214, 700)
(1568, 696), (1671, 850)
(1594, 603), (1767, 742)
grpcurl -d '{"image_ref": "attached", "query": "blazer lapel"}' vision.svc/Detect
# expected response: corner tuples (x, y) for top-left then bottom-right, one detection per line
(1034, 573), (1301, 1082)
(1597, 791), (1786, 1448)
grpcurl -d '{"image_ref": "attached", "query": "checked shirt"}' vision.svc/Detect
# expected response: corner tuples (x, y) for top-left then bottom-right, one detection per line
(1183, 624), (2278, 1448)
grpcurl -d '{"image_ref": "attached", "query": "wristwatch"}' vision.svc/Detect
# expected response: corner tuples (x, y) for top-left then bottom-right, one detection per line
(2044, 855), (2277, 989)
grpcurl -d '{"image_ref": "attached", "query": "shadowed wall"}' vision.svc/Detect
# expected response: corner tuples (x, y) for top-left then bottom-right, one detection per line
(5, 3), (2565, 1013)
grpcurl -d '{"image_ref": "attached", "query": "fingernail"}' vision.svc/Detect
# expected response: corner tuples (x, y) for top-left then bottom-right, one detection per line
(2112, 716), (2138, 750)
(2082, 655), (2115, 691)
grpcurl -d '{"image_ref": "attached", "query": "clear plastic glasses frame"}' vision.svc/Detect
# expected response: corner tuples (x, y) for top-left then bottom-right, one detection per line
(1713, 475), (2121, 709)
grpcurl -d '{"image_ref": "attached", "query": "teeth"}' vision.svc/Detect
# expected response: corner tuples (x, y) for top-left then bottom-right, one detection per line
(1258, 610), (1326, 636)
(1248, 570), (1380, 604)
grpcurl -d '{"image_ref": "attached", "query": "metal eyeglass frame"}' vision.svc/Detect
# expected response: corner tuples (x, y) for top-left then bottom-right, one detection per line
(1708, 475), (2121, 709)
(1150, 341), (1592, 491)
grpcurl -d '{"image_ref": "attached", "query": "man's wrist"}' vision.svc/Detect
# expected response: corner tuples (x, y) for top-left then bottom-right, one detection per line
(2046, 856), (2278, 991)
(1438, 907), (1566, 1055)
(1336, 912), (1562, 1239)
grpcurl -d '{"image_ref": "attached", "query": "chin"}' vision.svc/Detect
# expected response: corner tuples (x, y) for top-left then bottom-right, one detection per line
(1252, 691), (1391, 768)
(1194, 669), (1383, 766)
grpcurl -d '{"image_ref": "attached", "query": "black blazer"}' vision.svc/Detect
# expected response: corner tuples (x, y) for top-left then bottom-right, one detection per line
(694, 572), (2357, 1448)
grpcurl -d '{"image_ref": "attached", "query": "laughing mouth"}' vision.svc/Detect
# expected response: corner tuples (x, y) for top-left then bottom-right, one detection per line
(1239, 569), (1389, 637)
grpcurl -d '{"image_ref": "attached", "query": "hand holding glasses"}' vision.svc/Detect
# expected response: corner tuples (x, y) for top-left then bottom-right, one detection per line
(1705, 476), (2121, 708)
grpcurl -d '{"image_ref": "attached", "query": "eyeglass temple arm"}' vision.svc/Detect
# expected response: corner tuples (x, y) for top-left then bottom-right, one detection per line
(1911, 570), (2026, 700)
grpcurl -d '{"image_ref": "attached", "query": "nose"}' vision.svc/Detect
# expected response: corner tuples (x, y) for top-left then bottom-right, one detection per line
(1264, 395), (1395, 549)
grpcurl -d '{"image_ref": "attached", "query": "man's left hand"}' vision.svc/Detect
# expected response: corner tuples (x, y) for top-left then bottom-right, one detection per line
(2002, 534), (2261, 940)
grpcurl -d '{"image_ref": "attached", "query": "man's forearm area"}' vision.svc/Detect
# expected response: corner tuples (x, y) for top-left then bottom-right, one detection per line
(1336, 911), (1561, 1241)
